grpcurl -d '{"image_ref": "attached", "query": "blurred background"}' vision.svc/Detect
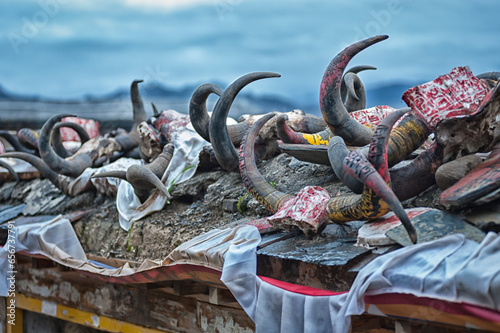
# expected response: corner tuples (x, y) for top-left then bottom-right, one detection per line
(1, 0), (499, 129)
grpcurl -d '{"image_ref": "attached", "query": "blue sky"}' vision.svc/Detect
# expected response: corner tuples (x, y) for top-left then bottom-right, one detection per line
(1, 0), (499, 105)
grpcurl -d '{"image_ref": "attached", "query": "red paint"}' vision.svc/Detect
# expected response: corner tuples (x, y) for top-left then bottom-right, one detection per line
(259, 275), (348, 296)
(351, 105), (396, 127)
(153, 110), (191, 143)
(268, 186), (331, 233)
(402, 67), (488, 129)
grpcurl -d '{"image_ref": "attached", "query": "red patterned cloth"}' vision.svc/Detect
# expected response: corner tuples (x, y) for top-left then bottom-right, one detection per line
(402, 66), (488, 129)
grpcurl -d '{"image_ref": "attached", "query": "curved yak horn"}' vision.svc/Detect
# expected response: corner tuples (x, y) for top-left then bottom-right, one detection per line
(92, 143), (174, 202)
(131, 80), (146, 130)
(151, 103), (160, 117)
(0, 130), (36, 154)
(51, 121), (91, 158)
(39, 114), (93, 178)
(343, 72), (367, 112)
(210, 72), (281, 172)
(0, 159), (20, 183)
(112, 80), (147, 153)
(17, 128), (40, 151)
(240, 112), (293, 213)
(189, 83), (224, 142)
(476, 72), (500, 81)
(320, 35), (387, 146)
(0, 152), (66, 192)
(326, 108), (417, 243)
(340, 65), (377, 103)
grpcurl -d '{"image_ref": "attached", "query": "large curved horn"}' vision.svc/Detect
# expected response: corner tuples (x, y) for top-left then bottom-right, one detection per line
(0, 152), (63, 190)
(239, 112), (292, 213)
(39, 114), (93, 178)
(326, 109), (417, 243)
(51, 121), (91, 158)
(92, 143), (174, 202)
(0, 160), (20, 183)
(320, 35), (388, 145)
(210, 72), (281, 172)
(327, 136), (363, 193)
(0, 130), (36, 154)
(189, 83), (223, 142)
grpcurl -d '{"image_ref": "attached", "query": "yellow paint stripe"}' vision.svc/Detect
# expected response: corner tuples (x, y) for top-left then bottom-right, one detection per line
(6, 297), (23, 333)
(15, 293), (171, 333)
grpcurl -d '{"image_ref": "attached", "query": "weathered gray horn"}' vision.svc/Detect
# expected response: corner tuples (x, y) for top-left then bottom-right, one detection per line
(51, 121), (91, 158)
(39, 114), (93, 178)
(210, 72), (281, 172)
(189, 83), (223, 142)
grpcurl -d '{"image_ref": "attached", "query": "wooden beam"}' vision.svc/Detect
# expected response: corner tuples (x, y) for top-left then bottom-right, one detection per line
(15, 293), (167, 333)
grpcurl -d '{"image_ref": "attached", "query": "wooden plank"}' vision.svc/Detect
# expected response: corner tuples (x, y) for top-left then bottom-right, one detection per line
(5, 297), (22, 333)
(14, 260), (255, 332)
(15, 294), (167, 333)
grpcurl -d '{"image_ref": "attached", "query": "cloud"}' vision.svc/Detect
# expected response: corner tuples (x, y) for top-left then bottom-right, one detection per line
(123, 0), (213, 11)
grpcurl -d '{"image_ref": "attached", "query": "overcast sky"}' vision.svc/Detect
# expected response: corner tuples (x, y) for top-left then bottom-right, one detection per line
(1, 0), (499, 104)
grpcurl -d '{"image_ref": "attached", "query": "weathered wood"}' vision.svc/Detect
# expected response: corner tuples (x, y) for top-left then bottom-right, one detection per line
(14, 254), (255, 332)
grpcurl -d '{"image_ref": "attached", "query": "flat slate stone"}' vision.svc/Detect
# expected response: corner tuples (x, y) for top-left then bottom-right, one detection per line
(386, 208), (485, 247)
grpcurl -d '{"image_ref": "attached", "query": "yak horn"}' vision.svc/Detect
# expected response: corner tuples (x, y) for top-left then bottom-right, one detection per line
(0, 152), (63, 190)
(131, 80), (146, 130)
(239, 112), (292, 213)
(189, 83), (223, 142)
(38, 114), (93, 178)
(210, 72), (281, 172)
(340, 65), (376, 103)
(0, 130), (36, 154)
(320, 35), (387, 145)
(327, 108), (417, 244)
(0, 159), (20, 183)
(343, 72), (367, 112)
(51, 121), (91, 158)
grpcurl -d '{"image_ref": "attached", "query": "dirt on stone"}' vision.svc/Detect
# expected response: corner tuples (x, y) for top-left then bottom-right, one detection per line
(0, 153), (442, 263)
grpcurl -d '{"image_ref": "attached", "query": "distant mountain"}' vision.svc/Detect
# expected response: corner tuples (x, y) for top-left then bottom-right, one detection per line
(0, 80), (422, 131)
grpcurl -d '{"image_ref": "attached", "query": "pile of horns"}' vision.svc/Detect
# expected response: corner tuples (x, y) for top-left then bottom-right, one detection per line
(1, 35), (499, 244)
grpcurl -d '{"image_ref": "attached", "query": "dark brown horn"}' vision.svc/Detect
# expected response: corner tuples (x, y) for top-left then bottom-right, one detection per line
(239, 112), (292, 213)
(0, 130), (36, 154)
(340, 65), (375, 104)
(327, 136), (363, 193)
(131, 80), (146, 130)
(189, 83), (223, 142)
(343, 72), (367, 112)
(51, 121), (91, 158)
(0, 159), (20, 183)
(151, 103), (160, 117)
(327, 108), (417, 244)
(92, 143), (174, 202)
(476, 72), (500, 81)
(39, 114), (93, 178)
(210, 72), (281, 172)
(320, 35), (388, 145)
(0, 152), (63, 190)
